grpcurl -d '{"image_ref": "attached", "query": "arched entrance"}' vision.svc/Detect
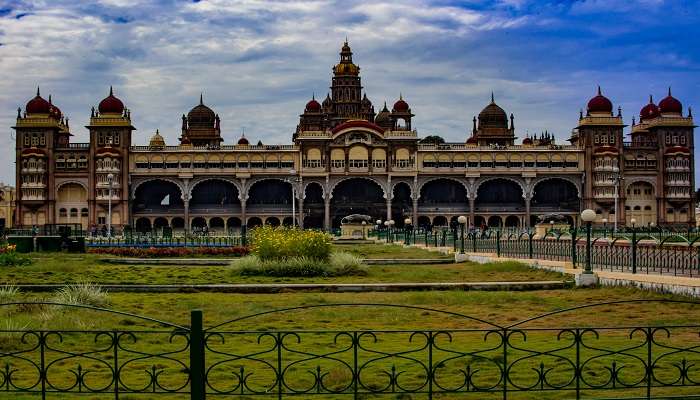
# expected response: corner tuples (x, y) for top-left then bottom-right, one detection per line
(191, 217), (207, 230)
(475, 179), (525, 211)
(532, 178), (579, 212)
(303, 182), (324, 229)
(418, 179), (467, 207)
(265, 217), (281, 227)
(488, 216), (503, 228)
(417, 216), (431, 229)
(330, 178), (385, 228)
(248, 217), (263, 228)
(504, 215), (519, 228)
(392, 182), (412, 228)
(135, 217), (151, 233)
(190, 179), (240, 210)
(153, 217), (169, 230)
(209, 217), (225, 232)
(134, 180), (184, 213)
(433, 216), (448, 227)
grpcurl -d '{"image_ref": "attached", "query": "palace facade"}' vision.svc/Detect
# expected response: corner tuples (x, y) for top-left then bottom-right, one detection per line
(12, 42), (696, 232)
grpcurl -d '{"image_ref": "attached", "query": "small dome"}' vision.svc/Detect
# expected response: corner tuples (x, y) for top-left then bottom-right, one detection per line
(187, 94), (215, 128)
(305, 96), (321, 112)
(393, 95), (409, 112)
(149, 129), (165, 147)
(375, 102), (391, 125)
(659, 88), (682, 114)
(98, 86), (125, 114)
(522, 136), (533, 145)
(639, 95), (659, 121)
(180, 136), (192, 146)
(25, 88), (51, 114)
(466, 136), (478, 144)
(587, 86), (613, 114)
(237, 135), (249, 145)
(478, 94), (508, 128)
(334, 62), (359, 75)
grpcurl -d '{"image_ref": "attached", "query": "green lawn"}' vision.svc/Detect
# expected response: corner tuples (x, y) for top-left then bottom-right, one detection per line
(0, 244), (564, 285)
(1, 288), (700, 399)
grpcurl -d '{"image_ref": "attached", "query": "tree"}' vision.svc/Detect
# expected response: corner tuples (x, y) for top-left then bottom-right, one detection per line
(419, 135), (445, 144)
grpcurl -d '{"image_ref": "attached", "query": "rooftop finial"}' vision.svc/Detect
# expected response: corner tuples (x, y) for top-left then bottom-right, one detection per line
(399, 92), (403, 100)
(200, 92), (203, 105)
(649, 94), (653, 103)
(312, 92), (315, 100)
(48, 94), (52, 104)
(491, 91), (495, 103)
(668, 86), (672, 96)
(36, 86), (40, 96)
(109, 86), (113, 96)
(597, 85), (601, 95)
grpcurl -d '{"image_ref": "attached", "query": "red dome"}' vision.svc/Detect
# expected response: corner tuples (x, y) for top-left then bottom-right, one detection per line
(48, 96), (62, 120)
(237, 135), (249, 145)
(639, 96), (659, 121)
(522, 137), (533, 145)
(659, 88), (682, 114)
(466, 136), (478, 144)
(25, 88), (51, 114)
(98, 86), (124, 114)
(305, 98), (321, 112)
(587, 86), (613, 114)
(393, 97), (409, 112)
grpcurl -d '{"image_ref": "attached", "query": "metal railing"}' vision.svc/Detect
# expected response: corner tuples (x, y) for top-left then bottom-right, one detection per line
(1, 301), (699, 400)
(377, 227), (700, 276)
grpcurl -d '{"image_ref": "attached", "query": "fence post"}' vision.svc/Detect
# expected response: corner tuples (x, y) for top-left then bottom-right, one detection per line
(190, 310), (206, 400)
(496, 230), (501, 257)
(528, 233), (533, 259)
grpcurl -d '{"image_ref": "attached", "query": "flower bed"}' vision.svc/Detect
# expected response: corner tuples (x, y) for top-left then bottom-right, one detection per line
(0, 244), (32, 266)
(88, 246), (249, 258)
(251, 226), (332, 261)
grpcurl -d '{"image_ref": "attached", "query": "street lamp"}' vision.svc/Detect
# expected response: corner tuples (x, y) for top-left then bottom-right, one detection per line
(361, 220), (367, 240)
(458, 215), (467, 254)
(388, 219), (395, 243)
(602, 218), (608, 238)
(404, 217), (412, 245)
(383, 220), (389, 242)
(107, 173), (114, 238)
(630, 218), (637, 273)
(549, 220), (555, 235)
(581, 209), (596, 274)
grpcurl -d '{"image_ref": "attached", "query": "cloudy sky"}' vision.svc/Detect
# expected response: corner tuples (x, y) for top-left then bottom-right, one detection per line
(0, 0), (699, 184)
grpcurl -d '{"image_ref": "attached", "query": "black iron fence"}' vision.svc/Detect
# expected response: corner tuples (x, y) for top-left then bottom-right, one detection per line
(375, 227), (700, 276)
(1, 301), (700, 399)
(86, 235), (246, 248)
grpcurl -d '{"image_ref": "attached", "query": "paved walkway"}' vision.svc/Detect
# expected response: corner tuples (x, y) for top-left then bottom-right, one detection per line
(15, 281), (567, 293)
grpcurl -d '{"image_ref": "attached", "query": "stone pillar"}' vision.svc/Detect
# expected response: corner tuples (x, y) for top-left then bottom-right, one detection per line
(184, 200), (190, 231)
(386, 198), (392, 222)
(412, 199), (418, 226)
(298, 196), (304, 228)
(525, 196), (531, 228)
(241, 199), (247, 227)
(469, 197), (475, 227)
(324, 196), (331, 230)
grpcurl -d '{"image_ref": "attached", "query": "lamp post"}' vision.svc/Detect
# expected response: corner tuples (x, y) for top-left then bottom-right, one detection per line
(388, 220), (395, 243)
(458, 215), (467, 254)
(549, 220), (555, 236)
(612, 166), (623, 234)
(404, 218), (412, 245)
(383, 220), (389, 242)
(602, 218), (608, 239)
(107, 173), (114, 238)
(580, 209), (597, 274)
(361, 220), (367, 240)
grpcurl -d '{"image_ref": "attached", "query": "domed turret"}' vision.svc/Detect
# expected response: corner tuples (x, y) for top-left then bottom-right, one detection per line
(149, 129), (165, 148)
(586, 86), (613, 114)
(393, 94), (409, 112)
(478, 93), (508, 129)
(305, 95), (321, 112)
(522, 135), (533, 145)
(48, 95), (62, 120)
(333, 40), (360, 76)
(237, 133), (249, 145)
(466, 136), (478, 145)
(25, 87), (51, 115)
(187, 93), (216, 128)
(639, 95), (660, 121)
(659, 87), (682, 115)
(98, 86), (125, 114)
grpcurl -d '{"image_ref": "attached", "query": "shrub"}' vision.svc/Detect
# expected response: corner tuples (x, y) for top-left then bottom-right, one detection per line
(236, 252), (366, 278)
(329, 252), (367, 276)
(53, 282), (110, 307)
(0, 245), (32, 266)
(251, 226), (332, 261)
(0, 284), (20, 304)
(88, 246), (249, 258)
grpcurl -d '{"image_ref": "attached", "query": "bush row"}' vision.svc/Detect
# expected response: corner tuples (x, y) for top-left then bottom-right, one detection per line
(88, 246), (249, 258)
(236, 252), (367, 278)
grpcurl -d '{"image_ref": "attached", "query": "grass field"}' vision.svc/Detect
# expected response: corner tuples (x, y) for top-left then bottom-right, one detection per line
(0, 244), (564, 285)
(1, 243), (699, 399)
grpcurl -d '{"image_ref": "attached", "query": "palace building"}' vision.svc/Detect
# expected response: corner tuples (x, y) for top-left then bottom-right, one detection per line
(12, 42), (696, 232)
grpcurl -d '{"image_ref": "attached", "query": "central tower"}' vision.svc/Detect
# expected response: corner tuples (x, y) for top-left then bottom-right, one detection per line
(328, 41), (374, 126)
